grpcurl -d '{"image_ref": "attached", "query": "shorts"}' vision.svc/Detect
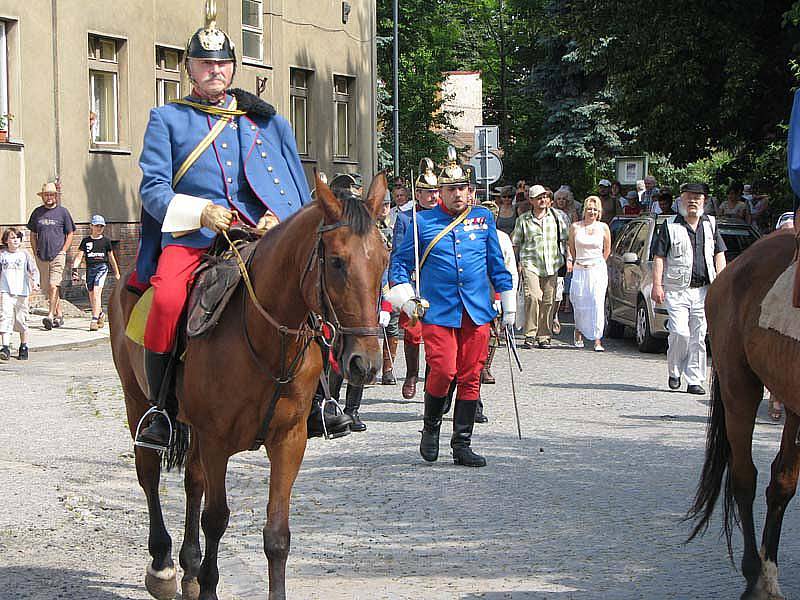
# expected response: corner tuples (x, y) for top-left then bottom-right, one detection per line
(86, 263), (109, 291)
(0, 292), (29, 333)
(36, 251), (66, 295)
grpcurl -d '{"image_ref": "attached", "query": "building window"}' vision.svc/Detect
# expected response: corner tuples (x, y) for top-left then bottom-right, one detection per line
(333, 75), (354, 158)
(156, 46), (182, 106)
(290, 68), (311, 155)
(88, 35), (121, 144)
(0, 21), (9, 133)
(242, 0), (263, 62)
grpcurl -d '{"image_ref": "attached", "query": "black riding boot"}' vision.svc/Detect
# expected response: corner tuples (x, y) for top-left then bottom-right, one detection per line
(474, 398), (488, 424)
(451, 400), (486, 467)
(442, 376), (457, 416)
(344, 384), (367, 432)
(135, 350), (173, 448)
(307, 377), (354, 439)
(419, 392), (448, 462)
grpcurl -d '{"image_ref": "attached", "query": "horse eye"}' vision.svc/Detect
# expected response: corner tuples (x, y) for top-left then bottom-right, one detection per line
(330, 256), (346, 271)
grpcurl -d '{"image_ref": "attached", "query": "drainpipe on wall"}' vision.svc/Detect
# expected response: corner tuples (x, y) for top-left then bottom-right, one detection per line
(51, 0), (61, 179)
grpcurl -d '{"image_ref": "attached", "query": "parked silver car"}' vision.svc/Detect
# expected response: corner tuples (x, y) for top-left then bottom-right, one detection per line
(605, 215), (760, 352)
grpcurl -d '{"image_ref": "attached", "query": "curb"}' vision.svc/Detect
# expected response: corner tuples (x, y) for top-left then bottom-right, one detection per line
(29, 335), (110, 353)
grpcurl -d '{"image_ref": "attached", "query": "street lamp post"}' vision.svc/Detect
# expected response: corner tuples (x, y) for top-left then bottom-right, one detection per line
(392, 0), (400, 179)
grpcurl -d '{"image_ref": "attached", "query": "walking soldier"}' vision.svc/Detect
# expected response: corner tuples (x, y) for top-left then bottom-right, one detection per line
(387, 149), (515, 467)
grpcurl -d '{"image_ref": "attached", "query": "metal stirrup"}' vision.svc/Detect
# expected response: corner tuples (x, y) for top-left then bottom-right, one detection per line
(134, 406), (174, 452)
(317, 371), (347, 440)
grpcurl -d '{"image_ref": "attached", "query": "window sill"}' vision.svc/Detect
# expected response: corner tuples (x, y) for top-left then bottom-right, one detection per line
(332, 158), (359, 165)
(90, 145), (132, 155)
(300, 157), (317, 164)
(242, 59), (272, 70)
(0, 140), (24, 151)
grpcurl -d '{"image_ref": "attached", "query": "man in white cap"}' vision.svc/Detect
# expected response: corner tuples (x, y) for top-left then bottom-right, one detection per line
(511, 184), (567, 349)
(26, 180), (75, 330)
(597, 179), (616, 223)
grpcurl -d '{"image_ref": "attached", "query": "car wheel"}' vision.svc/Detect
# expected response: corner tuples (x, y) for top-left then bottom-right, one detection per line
(636, 300), (665, 353)
(605, 297), (625, 339)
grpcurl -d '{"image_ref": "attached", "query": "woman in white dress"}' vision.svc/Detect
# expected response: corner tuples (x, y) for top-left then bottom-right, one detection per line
(567, 196), (611, 351)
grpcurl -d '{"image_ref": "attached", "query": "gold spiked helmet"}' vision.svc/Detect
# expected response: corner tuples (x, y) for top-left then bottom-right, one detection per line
(438, 146), (469, 186)
(415, 158), (439, 190)
(185, 1), (237, 71)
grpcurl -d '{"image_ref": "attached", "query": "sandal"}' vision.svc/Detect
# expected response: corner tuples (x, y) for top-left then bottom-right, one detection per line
(768, 397), (783, 421)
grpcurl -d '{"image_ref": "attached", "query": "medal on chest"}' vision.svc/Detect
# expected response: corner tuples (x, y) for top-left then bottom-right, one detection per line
(462, 216), (488, 232)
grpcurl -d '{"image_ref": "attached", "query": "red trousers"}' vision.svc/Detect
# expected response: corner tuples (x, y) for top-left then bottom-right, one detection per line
(421, 312), (489, 401)
(144, 245), (206, 353)
(399, 312), (423, 345)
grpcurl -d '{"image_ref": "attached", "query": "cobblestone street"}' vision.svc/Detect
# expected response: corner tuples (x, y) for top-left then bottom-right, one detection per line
(1, 323), (798, 599)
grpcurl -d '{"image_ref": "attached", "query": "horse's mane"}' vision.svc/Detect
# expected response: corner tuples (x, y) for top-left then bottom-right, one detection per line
(336, 191), (375, 237)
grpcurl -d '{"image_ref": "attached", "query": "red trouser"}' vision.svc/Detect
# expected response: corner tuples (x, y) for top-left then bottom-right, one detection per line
(399, 312), (423, 345)
(421, 312), (490, 400)
(143, 245), (207, 353)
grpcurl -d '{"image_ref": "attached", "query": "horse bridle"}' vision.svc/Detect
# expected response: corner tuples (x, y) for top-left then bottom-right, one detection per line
(228, 219), (382, 385)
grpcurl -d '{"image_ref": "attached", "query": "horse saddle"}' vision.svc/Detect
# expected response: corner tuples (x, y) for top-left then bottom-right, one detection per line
(125, 227), (261, 345)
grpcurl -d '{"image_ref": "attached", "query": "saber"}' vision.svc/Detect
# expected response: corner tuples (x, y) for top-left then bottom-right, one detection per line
(506, 324), (523, 372)
(505, 325), (523, 440)
(410, 169), (421, 298)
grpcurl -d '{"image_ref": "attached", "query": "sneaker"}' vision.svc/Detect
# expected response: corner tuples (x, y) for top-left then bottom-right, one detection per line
(0, 346), (9, 361)
(42, 316), (53, 330)
(594, 344), (605, 352)
(522, 337), (535, 349)
(90, 318), (99, 331)
(573, 331), (584, 348)
(537, 339), (552, 349)
(97, 312), (106, 328)
(52, 315), (64, 328)
(18, 344), (28, 360)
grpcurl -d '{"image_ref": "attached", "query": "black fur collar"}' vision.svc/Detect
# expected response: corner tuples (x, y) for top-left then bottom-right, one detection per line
(229, 88), (276, 119)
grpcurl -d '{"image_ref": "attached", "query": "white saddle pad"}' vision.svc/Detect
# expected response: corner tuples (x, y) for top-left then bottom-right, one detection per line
(758, 262), (800, 341)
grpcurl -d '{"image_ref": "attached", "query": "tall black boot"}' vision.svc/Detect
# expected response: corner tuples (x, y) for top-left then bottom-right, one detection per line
(451, 400), (486, 467)
(419, 392), (448, 462)
(442, 375), (457, 416)
(474, 398), (488, 424)
(135, 350), (173, 448)
(344, 383), (366, 432)
(307, 378), (354, 439)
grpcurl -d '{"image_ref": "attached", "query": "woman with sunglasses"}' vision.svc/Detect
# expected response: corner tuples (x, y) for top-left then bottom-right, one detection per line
(495, 185), (518, 236)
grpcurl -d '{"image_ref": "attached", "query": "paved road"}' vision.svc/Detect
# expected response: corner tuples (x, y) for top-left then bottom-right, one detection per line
(1, 321), (798, 600)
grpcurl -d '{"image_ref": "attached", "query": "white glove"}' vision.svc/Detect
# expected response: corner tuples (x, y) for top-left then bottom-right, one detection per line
(401, 298), (429, 323)
(500, 289), (517, 315)
(502, 311), (516, 326)
(385, 283), (415, 311)
(493, 299), (502, 315)
(378, 310), (391, 327)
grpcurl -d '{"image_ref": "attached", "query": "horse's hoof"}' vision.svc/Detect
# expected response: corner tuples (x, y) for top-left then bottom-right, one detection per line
(145, 564), (177, 600)
(181, 577), (200, 600)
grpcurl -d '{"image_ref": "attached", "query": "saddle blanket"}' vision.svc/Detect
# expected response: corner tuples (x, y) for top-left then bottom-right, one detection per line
(758, 262), (800, 342)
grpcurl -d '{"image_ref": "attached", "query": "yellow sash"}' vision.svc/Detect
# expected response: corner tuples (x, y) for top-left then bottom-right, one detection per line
(419, 206), (472, 269)
(172, 97), (240, 187)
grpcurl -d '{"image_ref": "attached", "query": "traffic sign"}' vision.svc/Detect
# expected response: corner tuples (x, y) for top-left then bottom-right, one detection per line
(469, 151), (503, 185)
(474, 125), (499, 151)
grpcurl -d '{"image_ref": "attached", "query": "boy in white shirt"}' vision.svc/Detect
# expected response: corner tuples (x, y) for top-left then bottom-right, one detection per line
(0, 227), (40, 360)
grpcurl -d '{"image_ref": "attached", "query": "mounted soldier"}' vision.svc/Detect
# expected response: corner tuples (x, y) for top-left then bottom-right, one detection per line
(387, 148), (515, 467)
(134, 2), (349, 447)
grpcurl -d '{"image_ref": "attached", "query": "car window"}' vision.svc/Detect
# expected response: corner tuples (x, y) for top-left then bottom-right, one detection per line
(630, 221), (651, 259)
(719, 226), (758, 260)
(614, 222), (641, 254)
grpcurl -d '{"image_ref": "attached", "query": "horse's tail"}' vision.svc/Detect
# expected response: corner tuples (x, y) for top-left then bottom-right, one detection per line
(684, 372), (737, 559)
(162, 421), (190, 472)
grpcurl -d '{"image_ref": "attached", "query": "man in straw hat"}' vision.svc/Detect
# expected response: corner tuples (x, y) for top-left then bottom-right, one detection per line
(133, 1), (350, 448)
(387, 147), (515, 467)
(27, 180), (75, 330)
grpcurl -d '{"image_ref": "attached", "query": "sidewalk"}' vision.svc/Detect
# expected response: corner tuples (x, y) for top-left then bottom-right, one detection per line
(12, 309), (110, 355)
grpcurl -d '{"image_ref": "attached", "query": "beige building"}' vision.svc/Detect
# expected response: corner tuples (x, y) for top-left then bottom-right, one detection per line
(440, 70), (482, 154)
(0, 0), (378, 229)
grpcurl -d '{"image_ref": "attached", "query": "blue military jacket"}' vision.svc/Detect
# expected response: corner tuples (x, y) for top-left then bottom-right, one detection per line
(789, 89), (800, 199)
(389, 204), (513, 327)
(136, 89), (310, 282)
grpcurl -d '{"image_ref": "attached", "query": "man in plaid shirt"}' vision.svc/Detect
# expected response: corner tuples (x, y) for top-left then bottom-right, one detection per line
(511, 184), (567, 349)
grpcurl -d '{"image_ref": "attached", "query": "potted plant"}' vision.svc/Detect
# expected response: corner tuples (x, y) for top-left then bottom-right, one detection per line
(0, 114), (13, 143)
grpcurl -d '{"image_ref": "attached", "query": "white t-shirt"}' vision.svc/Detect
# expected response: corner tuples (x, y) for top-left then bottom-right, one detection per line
(0, 249), (38, 296)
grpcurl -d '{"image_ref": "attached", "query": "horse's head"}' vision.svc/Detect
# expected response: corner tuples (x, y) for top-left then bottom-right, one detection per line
(306, 171), (389, 385)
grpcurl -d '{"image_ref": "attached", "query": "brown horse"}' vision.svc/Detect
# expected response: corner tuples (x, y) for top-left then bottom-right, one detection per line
(687, 228), (800, 600)
(109, 173), (388, 600)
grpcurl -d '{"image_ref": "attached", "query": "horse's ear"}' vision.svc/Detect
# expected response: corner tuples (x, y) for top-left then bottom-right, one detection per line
(314, 169), (343, 224)
(364, 171), (389, 220)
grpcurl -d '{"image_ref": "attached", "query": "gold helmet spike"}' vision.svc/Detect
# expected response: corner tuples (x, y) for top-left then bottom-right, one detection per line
(415, 158), (438, 190)
(205, 0), (217, 29)
(438, 145), (468, 186)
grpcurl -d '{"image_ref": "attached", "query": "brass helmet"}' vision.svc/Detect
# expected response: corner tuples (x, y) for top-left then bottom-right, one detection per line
(438, 146), (469, 186)
(415, 158), (438, 190)
(185, 1), (237, 74)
